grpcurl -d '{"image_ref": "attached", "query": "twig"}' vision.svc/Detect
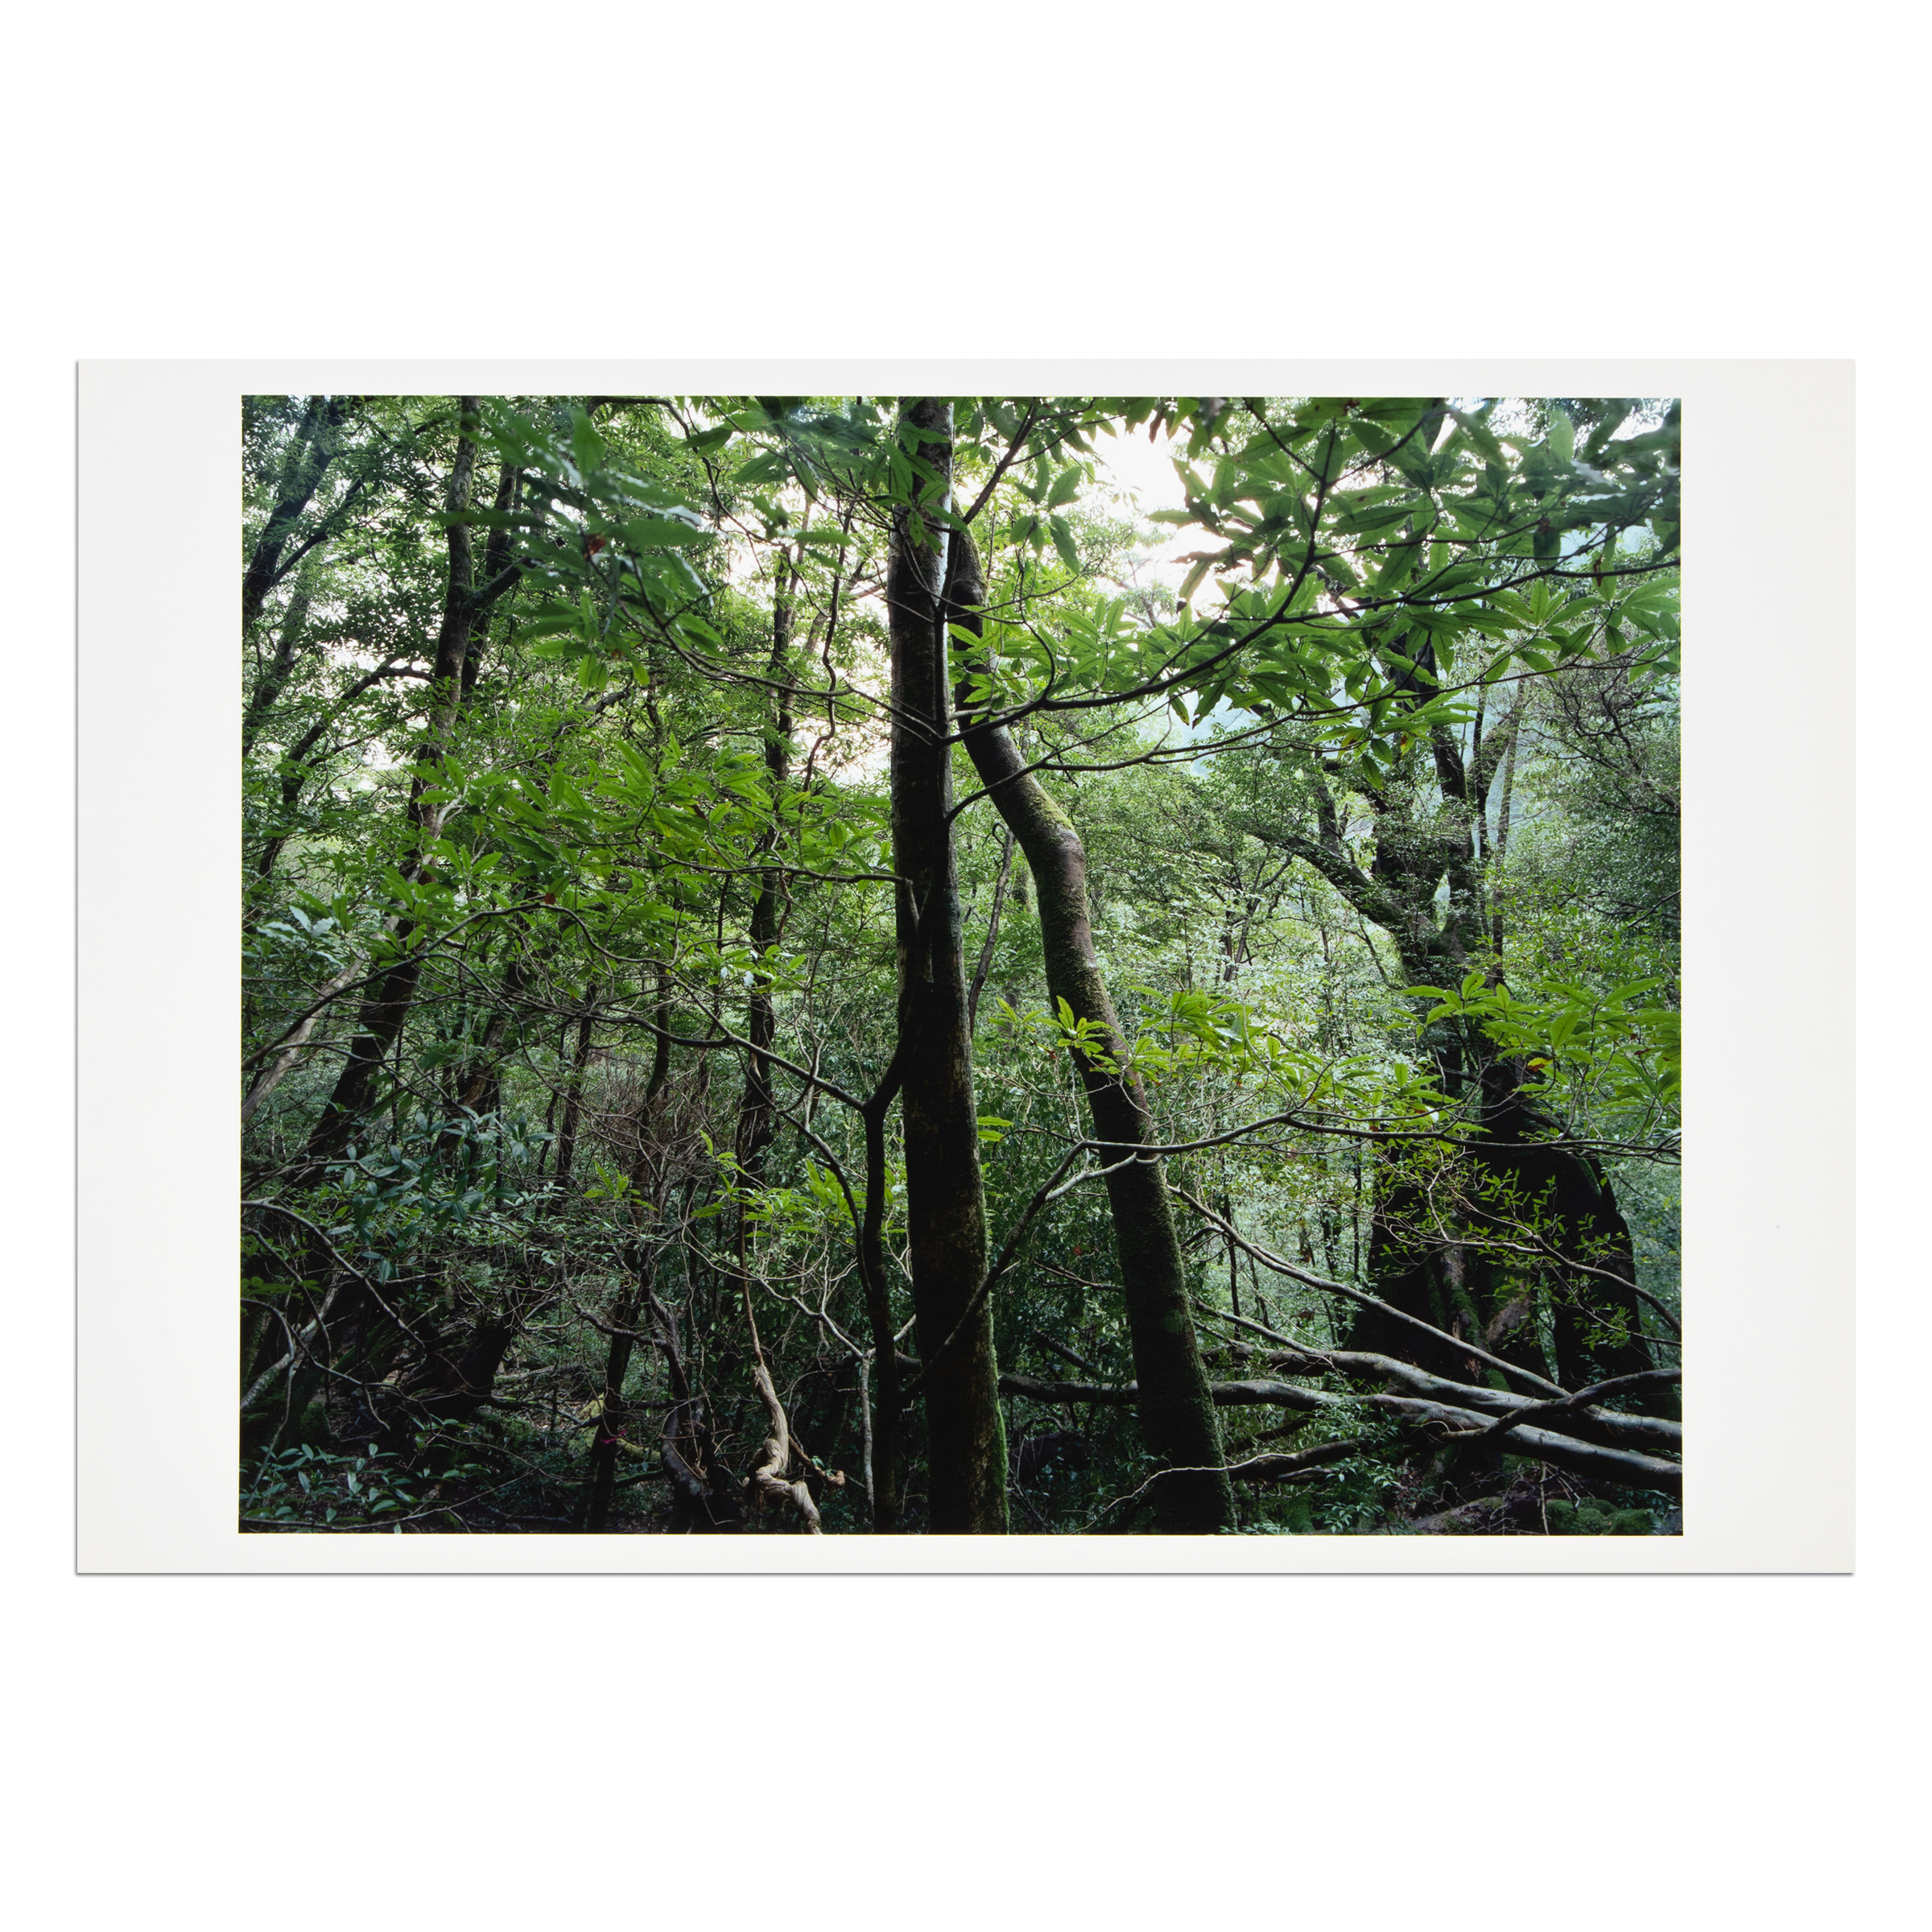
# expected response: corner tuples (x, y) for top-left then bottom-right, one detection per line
(1171, 1185), (1568, 1399)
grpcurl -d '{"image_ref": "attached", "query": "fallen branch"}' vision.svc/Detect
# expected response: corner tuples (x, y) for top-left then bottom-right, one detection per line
(1173, 1186), (1568, 1398)
(242, 960), (361, 1122)
(972, 1367), (1681, 1499)
(1190, 1302), (1682, 1456)
(239, 1276), (349, 1412)
(1224, 1439), (1363, 1484)
(1470, 1369), (1684, 1450)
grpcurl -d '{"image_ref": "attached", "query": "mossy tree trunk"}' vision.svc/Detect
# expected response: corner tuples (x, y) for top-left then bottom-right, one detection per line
(1278, 736), (1665, 1410)
(948, 528), (1236, 1534)
(886, 399), (1006, 1534)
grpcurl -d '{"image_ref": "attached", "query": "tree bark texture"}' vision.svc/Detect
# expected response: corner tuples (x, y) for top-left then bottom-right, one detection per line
(948, 528), (1236, 1534)
(886, 398), (1006, 1534)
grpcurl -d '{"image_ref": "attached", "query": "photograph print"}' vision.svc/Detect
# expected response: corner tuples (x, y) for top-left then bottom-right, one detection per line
(238, 391), (1683, 1538)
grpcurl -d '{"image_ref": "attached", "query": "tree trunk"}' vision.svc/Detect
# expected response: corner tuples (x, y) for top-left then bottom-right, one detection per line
(584, 970), (675, 1530)
(967, 828), (1015, 1034)
(242, 394), (349, 635)
(1421, 693), (1657, 1386)
(858, 1053), (906, 1532)
(242, 575), (315, 755)
(283, 410), (529, 1437)
(886, 398), (1006, 1534)
(552, 987), (601, 1193)
(734, 559), (795, 1217)
(949, 528), (1236, 1534)
(455, 953), (530, 1117)
(1281, 753), (1663, 1411)
(302, 404), (498, 1167)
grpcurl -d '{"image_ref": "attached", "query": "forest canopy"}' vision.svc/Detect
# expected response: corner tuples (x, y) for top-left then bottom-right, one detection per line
(239, 392), (1682, 1537)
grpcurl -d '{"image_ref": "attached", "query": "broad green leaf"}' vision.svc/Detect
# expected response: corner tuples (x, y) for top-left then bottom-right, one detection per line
(619, 515), (708, 550)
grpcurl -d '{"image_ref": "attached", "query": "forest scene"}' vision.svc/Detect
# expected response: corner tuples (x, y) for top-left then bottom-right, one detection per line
(239, 391), (1683, 1538)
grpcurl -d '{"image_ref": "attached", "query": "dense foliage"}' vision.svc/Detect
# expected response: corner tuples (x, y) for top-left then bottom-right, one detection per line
(240, 392), (1682, 1535)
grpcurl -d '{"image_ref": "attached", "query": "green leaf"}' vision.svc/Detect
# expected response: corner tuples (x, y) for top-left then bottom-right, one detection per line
(619, 514), (708, 550)
(569, 409), (607, 480)
(1449, 408), (1505, 465)
(1048, 514), (1081, 572)
(1371, 543), (1421, 597)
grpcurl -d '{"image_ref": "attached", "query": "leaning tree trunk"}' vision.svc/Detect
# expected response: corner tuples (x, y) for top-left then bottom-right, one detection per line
(301, 403), (506, 1168)
(886, 398), (1006, 1534)
(948, 529), (1235, 1534)
(242, 575), (316, 756)
(242, 394), (350, 635)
